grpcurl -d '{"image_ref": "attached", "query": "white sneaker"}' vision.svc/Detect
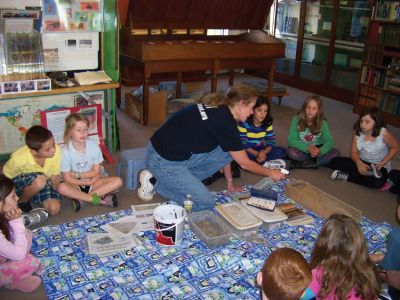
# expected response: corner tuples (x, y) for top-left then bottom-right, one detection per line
(22, 208), (49, 228)
(263, 159), (286, 169)
(331, 170), (349, 181)
(138, 170), (155, 201)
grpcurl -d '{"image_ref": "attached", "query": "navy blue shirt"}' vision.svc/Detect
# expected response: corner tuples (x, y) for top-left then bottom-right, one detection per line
(151, 104), (244, 161)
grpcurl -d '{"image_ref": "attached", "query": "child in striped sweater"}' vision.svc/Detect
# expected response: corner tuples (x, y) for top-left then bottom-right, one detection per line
(238, 95), (286, 165)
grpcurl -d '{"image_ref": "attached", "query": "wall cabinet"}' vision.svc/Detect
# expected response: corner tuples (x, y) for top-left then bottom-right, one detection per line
(252, 0), (372, 104)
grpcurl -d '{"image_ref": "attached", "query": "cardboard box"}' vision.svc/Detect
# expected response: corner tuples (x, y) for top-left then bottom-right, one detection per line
(125, 91), (167, 125)
(284, 180), (362, 221)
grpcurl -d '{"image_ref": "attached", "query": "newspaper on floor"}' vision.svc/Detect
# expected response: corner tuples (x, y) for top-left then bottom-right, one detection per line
(131, 203), (161, 215)
(101, 216), (138, 238)
(87, 233), (141, 257)
(101, 211), (155, 236)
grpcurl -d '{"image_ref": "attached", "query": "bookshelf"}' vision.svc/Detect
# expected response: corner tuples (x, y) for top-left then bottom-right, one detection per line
(354, 0), (400, 127)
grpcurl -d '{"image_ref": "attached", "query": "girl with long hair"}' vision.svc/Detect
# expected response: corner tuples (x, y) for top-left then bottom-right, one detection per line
(287, 95), (340, 168)
(310, 214), (380, 299)
(58, 113), (122, 211)
(329, 107), (399, 188)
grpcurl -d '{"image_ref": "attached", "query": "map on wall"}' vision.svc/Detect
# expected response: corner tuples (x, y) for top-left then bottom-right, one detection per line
(0, 95), (73, 154)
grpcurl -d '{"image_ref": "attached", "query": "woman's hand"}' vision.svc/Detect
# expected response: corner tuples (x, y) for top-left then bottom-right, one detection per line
(226, 181), (243, 193)
(356, 160), (369, 175)
(268, 169), (286, 181)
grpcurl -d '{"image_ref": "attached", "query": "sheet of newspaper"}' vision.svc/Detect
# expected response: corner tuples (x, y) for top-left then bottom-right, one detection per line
(87, 233), (141, 257)
(101, 216), (140, 238)
(102, 204), (161, 237)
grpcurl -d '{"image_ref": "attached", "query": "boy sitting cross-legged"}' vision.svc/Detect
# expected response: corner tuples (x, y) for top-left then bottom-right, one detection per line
(2, 125), (63, 227)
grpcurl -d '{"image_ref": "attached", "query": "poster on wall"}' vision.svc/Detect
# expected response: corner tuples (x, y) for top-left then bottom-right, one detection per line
(42, 0), (103, 33)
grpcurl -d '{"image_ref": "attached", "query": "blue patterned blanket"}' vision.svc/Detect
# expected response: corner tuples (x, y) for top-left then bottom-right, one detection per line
(31, 181), (392, 300)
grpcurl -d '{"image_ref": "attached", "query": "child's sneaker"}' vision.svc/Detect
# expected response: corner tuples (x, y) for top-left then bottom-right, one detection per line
(22, 208), (49, 228)
(138, 169), (155, 201)
(263, 159), (286, 169)
(100, 193), (118, 207)
(72, 199), (86, 212)
(380, 181), (392, 191)
(331, 170), (349, 181)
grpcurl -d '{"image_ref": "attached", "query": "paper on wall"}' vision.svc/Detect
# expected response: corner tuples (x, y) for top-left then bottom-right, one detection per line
(0, 1), (41, 9)
(42, 32), (99, 72)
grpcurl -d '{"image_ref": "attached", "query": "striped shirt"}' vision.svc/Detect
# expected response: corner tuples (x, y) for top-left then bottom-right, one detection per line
(237, 121), (276, 152)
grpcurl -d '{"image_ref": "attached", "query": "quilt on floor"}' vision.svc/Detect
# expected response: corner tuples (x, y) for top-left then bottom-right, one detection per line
(31, 181), (392, 300)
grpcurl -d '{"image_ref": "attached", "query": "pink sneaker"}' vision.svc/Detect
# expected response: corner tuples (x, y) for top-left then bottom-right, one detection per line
(100, 194), (118, 207)
(380, 181), (392, 192)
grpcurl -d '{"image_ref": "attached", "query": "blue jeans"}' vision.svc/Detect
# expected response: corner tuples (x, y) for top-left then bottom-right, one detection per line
(146, 143), (232, 211)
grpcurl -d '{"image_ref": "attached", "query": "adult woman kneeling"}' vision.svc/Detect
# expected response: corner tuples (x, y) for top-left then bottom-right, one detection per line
(138, 85), (286, 211)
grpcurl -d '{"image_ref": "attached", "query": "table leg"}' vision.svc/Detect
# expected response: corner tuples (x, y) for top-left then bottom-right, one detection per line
(211, 59), (220, 92)
(266, 60), (275, 103)
(229, 69), (234, 86)
(143, 66), (151, 126)
(176, 72), (182, 98)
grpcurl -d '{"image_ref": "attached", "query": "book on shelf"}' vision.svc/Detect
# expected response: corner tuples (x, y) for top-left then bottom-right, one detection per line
(388, 84), (400, 92)
(375, 1), (400, 21)
(379, 94), (400, 115)
(389, 77), (400, 85)
(276, 203), (314, 226)
(379, 24), (400, 45)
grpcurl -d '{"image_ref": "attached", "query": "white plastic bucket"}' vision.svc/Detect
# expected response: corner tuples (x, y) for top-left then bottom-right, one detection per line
(153, 204), (186, 246)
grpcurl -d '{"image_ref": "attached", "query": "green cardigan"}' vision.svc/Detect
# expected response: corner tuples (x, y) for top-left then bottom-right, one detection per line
(287, 115), (334, 155)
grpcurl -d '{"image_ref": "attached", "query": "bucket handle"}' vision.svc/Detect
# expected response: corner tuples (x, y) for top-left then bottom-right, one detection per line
(153, 215), (185, 232)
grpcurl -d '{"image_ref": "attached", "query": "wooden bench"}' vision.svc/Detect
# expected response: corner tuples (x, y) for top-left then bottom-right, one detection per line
(271, 90), (290, 105)
(241, 79), (289, 105)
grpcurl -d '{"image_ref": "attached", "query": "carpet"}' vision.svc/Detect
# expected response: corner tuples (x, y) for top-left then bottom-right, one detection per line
(31, 181), (391, 300)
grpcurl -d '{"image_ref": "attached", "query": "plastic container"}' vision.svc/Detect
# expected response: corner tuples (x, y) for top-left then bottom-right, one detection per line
(188, 210), (232, 248)
(241, 200), (287, 230)
(215, 202), (262, 238)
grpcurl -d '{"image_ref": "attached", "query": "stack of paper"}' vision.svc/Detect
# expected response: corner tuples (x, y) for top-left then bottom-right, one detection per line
(74, 70), (112, 85)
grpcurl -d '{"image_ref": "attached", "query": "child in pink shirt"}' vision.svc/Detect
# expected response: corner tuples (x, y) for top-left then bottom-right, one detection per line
(309, 214), (380, 300)
(0, 174), (42, 292)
